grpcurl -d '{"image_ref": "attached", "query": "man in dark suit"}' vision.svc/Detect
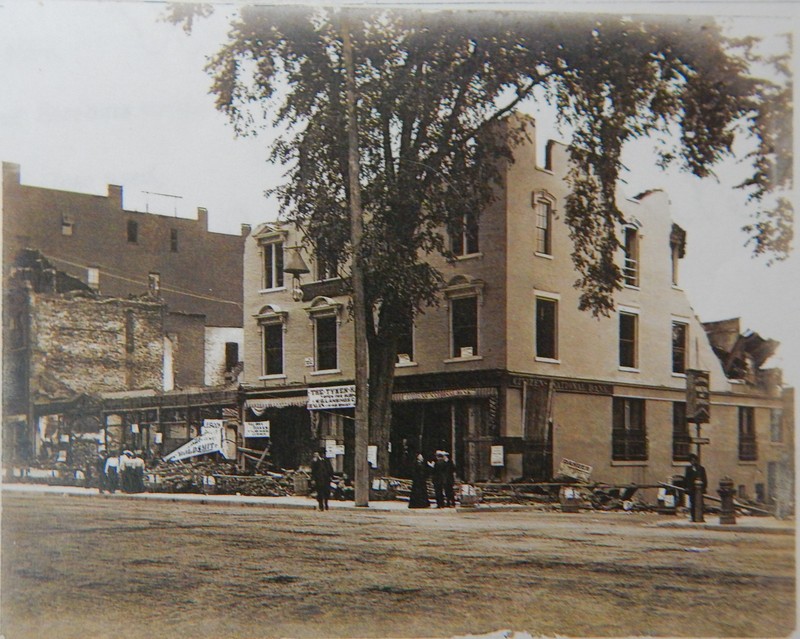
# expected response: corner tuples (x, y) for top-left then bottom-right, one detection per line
(684, 454), (708, 521)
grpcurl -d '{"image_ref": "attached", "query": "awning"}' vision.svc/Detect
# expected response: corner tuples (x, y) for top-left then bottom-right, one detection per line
(246, 396), (308, 416)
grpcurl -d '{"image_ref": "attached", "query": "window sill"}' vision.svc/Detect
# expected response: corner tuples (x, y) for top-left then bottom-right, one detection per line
(671, 372), (687, 379)
(310, 369), (341, 376)
(769, 440), (785, 446)
(623, 284), (640, 291)
(611, 460), (648, 467)
(618, 366), (640, 374)
(737, 461), (759, 466)
(535, 357), (560, 364)
(534, 252), (554, 260)
(259, 374), (286, 381)
(395, 361), (419, 369)
(454, 252), (483, 261)
(444, 355), (484, 364)
(671, 461), (691, 467)
(259, 287), (287, 294)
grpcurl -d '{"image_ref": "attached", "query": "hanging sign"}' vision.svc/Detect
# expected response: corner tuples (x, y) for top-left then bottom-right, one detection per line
(244, 421), (271, 438)
(367, 445), (378, 468)
(164, 420), (224, 462)
(686, 369), (711, 423)
(308, 385), (356, 410)
(490, 445), (505, 467)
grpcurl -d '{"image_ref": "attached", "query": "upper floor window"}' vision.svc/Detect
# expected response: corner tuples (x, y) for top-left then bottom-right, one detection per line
(125, 310), (135, 354)
(396, 315), (415, 365)
(533, 191), (555, 256)
(225, 342), (240, 372)
(256, 305), (287, 377)
(263, 241), (285, 290)
(672, 321), (688, 374)
(127, 220), (138, 243)
(619, 310), (638, 369)
(451, 296), (478, 358)
(612, 397), (647, 461)
(739, 406), (757, 461)
(170, 228), (179, 252)
(770, 409), (783, 443)
(450, 212), (479, 257)
(672, 402), (691, 462)
(622, 225), (639, 287)
(61, 215), (75, 236)
(315, 316), (338, 372)
(535, 295), (558, 360)
(148, 272), (161, 296)
(315, 237), (338, 281)
(670, 224), (686, 286)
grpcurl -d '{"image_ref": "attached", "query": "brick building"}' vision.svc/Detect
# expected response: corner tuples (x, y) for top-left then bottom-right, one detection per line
(2, 163), (246, 463)
(239, 117), (793, 507)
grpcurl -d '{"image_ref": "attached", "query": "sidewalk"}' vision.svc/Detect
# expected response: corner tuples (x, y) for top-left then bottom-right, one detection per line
(2, 482), (795, 533)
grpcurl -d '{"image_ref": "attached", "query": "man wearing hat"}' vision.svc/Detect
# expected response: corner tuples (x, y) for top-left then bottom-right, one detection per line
(432, 451), (448, 508)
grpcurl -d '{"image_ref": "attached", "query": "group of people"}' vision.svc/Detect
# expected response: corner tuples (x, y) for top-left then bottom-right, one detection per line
(410, 450), (456, 509)
(96, 449), (146, 494)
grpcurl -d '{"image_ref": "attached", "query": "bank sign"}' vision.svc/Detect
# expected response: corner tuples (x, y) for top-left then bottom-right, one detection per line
(308, 385), (356, 410)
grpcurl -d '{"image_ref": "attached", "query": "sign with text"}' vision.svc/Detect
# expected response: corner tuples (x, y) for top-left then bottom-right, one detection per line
(308, 385), (356, 410)
(164, 421), (224, 462)
(557, 458), (593, 482)
(490, 445), (505, 467)
(686, 369), (710, 423)
(244, 421), (271, 438)
(368, 445), (378, 469)
(325, 439), (337, 458)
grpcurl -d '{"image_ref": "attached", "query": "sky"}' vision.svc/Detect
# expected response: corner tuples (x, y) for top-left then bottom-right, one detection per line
(0, 0), (797, 388)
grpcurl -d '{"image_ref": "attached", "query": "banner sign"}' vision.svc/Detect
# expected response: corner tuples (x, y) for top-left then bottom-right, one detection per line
(557, 458), (593, 482)
(244, 421), (271, 438)
(164, 420), (224, 462)
(686, 369), (710, 423)
(490, 445), (505, 467)
(308, 385), (356, 410)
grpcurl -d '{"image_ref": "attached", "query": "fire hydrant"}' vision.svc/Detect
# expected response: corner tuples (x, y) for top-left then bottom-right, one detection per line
(718, 476), (737, 525)
(691, 477), (705, 523)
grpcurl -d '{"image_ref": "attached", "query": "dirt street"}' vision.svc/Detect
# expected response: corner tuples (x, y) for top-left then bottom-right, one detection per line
(1, 492), (795, 639)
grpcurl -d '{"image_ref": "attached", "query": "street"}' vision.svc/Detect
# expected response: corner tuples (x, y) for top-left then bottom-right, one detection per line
(1, 491), (795, 639)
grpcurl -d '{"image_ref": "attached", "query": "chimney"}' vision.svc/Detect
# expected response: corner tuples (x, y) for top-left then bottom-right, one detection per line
(241, 223), (252, 237)
(107, 184), (123, 209)
(3, 162), (21, 187)
(197, 207), (208, 230)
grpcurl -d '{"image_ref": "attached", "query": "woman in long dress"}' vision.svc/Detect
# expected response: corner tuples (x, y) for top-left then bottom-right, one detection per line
(408, 453), (431, 508)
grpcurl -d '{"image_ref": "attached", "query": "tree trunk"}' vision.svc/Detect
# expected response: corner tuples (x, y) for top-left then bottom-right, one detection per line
(368, 328), (399, 476)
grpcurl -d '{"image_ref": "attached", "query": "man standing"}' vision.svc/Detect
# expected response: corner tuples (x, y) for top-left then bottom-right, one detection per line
(311, 450), (334, 511)
(104, 451), (120, 494)
(684, 454), (708, 521)
(442, 452), (456, 507)
(432, 451), (447, 508)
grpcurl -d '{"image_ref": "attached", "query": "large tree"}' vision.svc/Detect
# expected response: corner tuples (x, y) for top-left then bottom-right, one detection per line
(172, 5), (792, 474)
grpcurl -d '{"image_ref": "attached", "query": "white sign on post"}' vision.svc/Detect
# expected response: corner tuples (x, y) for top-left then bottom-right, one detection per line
(490, 445), (505, 467)
(334, 444), (345, 456)
(325, 439), (337, 458)
(244, 421), (271, 438)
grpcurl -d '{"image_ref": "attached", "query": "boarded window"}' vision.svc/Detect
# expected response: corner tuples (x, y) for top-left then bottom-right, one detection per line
(612, 397), (647, 461)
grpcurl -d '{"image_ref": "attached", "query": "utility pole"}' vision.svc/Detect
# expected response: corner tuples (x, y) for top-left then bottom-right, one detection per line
(341, 14), (369, 507)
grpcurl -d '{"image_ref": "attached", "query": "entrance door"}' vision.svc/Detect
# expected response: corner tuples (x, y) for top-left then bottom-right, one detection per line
(522, 382), (554, 481)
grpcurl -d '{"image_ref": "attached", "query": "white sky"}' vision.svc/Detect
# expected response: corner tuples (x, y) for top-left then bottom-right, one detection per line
(0, 0), (797, 388)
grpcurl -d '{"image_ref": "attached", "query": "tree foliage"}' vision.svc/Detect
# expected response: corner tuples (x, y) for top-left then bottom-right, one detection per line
(170, 5), (792, 470)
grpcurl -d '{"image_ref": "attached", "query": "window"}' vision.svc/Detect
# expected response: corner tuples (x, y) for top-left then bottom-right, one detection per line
(533, 192), (554, 255)
(451, 296), (478, 358)
(263, 324), (284, 375)
(450, 212), (479, 256)
(670, 224), (686, 286)
(612, 397), (647, 461)
(127, 220), (138, 243)
(61, 215), (74, 236)
(225, 342), (239, 372)
(148, 272), (160, 296)
(396, 316), (414, 364)
(672, 321), (688, 374)
(622, 226), (639, 287)
(315, 237), (337, 281)
(619, 311), (638, 369)
(770, 409), (783, 442)
(315, 316), (338, 371)
(125, 310), (135, 354)
(535, 296), (558, 360)
(738, 406), (757, 461)
(87, 267), (99, 290)
(263, 241), (284, 289)
(672, 402), (691, 461)
(170, 228), (179, 252)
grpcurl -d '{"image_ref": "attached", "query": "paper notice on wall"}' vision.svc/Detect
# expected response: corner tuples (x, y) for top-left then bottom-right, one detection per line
(325, 439), (337, 458)
(153, 432), (163, 444)
(244, 421), (271, 438)
(490, 445), (504, 467)
(334, 444), (345, 456)
(131, 424), (139, 434)
(367, 445), (378, 468)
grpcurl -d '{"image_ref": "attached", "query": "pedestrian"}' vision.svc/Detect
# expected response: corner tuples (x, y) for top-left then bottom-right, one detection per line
(131, 453), (146, 493)
(119, 450), (135, 493)
(442, 452), (456, 507)
(104, 451), (120, 494)
(432, 451), (447, 508)
(408, 453), (431, 509)
(95, 448), (109, 493)
(683, 454), (707, 520)
(311, 450), (334, 511)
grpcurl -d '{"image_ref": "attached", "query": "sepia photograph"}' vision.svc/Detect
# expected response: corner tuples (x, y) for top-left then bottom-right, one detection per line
(0, 1), (796, 637)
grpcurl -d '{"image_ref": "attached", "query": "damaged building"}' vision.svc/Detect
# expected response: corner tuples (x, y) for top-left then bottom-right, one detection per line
(2, 163), (245, 464)
(239, 116), (793, 507)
